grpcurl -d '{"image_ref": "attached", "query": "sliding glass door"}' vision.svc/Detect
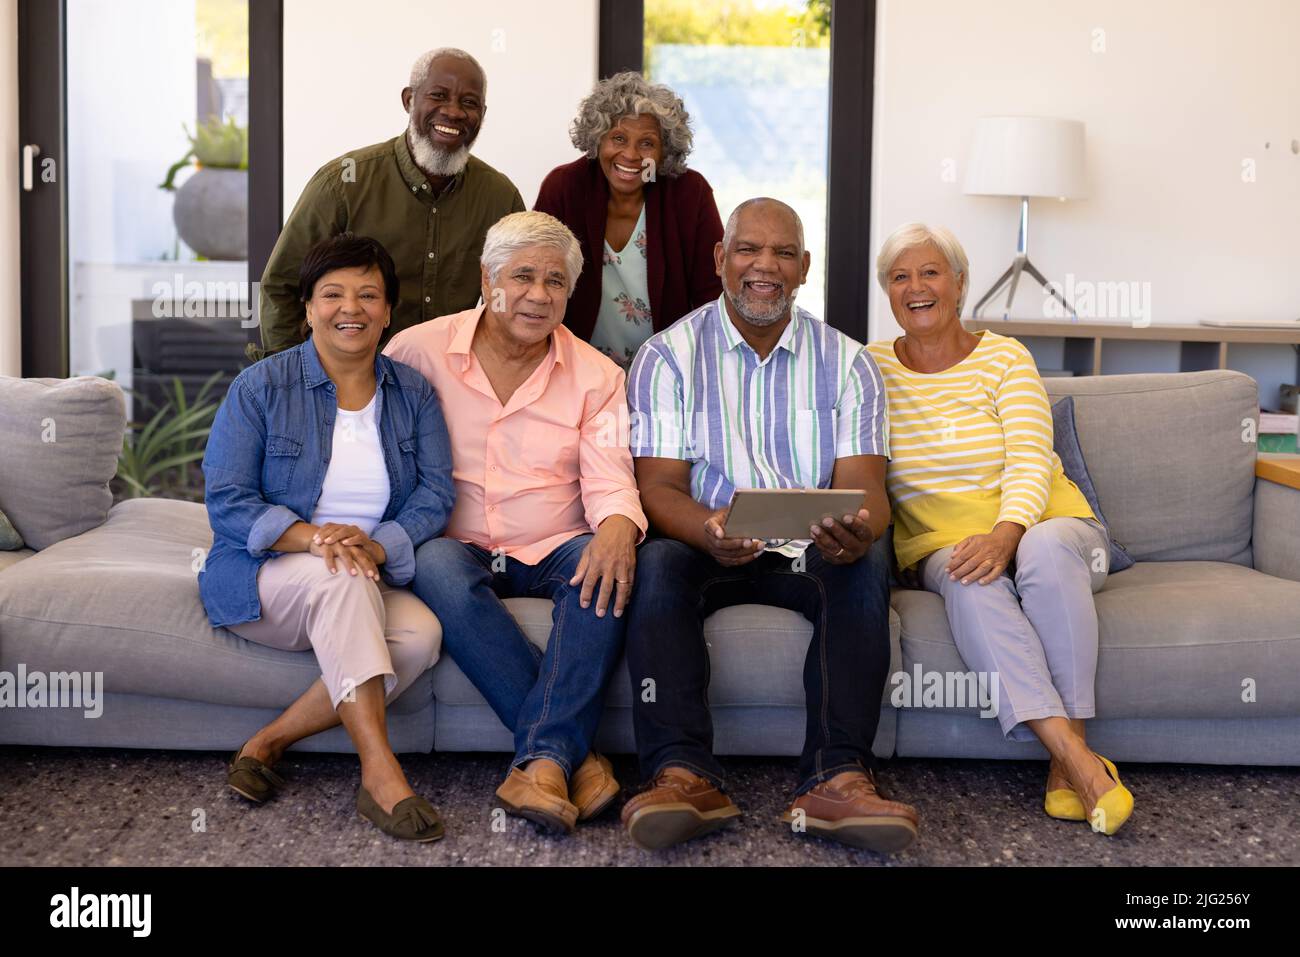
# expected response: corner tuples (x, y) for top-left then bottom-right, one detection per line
(17, 0), (282, 387)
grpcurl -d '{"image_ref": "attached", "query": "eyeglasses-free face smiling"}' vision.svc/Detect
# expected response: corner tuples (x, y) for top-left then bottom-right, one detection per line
(716, 201), (810, 328)
(402, 55), (485, 174)
(598, 114), (664, 198)
(887, 242), (964, 333)
(305, 265), (390, 358)
(480, 247), (571, 350)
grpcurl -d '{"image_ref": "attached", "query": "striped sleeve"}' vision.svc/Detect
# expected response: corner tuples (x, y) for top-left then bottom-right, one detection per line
(994, 343), (1054, 528)
(835, 344), (889, 459)
(627, 340), (688, 459)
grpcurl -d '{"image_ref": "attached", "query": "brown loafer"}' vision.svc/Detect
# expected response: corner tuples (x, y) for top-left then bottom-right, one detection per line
(226, 742), (284, 803)
(570, 753), (620, 822)
(357, 786), (444, 843)
(781, 769), (918, 852)
(496, 760), (579, 834)
(621, 766), (741, 850)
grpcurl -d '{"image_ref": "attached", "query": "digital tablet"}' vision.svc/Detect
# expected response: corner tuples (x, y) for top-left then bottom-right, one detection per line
(723, 488), (867, 541)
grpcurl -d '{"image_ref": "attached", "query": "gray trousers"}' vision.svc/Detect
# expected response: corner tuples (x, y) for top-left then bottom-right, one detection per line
(920, 517), (1110, 742)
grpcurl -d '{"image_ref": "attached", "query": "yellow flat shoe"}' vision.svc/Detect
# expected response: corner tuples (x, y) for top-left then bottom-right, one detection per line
(1087, 754), (1134, 835)
(1044, 786), (1086, 821)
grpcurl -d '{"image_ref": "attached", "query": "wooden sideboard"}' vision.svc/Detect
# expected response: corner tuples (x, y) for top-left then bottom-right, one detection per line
(1257, 454), (1300, 492)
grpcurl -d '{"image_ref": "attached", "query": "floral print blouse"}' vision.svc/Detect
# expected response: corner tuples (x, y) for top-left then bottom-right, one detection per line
(590, 204), (654, 369)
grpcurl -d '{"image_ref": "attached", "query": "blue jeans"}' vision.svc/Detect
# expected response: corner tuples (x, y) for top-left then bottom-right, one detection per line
(625, 536), (893, 795)
(412, 534), (626, 776)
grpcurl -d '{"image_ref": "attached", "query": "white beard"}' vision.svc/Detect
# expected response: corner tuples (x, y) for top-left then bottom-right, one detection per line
(406, 114), (471, 177)
(724, 278), (798, 327)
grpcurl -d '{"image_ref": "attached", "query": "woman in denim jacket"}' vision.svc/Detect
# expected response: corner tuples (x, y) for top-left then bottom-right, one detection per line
(200, 234), (456, 842)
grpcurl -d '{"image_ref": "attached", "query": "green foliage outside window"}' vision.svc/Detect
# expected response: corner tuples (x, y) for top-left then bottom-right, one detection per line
(645, 0), (830, 76)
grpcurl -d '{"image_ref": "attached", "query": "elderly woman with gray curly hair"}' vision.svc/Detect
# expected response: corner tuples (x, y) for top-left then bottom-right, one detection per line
(534, 71), (723, 367)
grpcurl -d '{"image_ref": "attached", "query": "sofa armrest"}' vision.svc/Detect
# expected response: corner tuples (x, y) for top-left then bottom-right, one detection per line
(1253, 458), (1300, 582)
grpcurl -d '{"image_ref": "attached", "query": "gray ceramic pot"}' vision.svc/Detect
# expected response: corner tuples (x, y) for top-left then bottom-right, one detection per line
(172, 167), (247, 260)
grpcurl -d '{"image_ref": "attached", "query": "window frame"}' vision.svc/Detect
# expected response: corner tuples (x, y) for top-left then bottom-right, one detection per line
(601, 0), (876, 342)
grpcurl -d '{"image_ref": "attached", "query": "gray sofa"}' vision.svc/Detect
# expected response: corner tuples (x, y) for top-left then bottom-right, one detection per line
(2, 369), (1298, 766)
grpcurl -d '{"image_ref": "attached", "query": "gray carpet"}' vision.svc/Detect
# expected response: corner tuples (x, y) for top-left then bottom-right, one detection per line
(1, 747), (1296, 866)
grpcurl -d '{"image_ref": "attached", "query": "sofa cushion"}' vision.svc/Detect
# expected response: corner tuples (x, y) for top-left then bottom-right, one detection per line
(1045, 371), (1256, 565)
(0, 548), (36, 574)
(890, 560), (1300, 721)
(431, 598), (903, 711)
(0, 497), (431, 716)
(0, 376), (125, 550)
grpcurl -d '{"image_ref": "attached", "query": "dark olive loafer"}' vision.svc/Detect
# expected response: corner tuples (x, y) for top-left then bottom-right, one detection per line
(357, 786), (445, 843)
(226, 743), (285, 803)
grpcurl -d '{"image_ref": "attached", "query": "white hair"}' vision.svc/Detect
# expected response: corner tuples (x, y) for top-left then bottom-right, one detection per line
(408, 47), (486, 99)
(722, 198), (805, 254)
(876, 222), (971, 314)
(481, 211), (584, 296)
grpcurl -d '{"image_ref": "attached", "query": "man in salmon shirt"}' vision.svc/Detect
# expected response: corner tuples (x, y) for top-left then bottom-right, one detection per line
(384, 211), (646, 836)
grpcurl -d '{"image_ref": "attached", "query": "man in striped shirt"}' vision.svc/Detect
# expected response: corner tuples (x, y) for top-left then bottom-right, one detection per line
(619, 198), (919, 853)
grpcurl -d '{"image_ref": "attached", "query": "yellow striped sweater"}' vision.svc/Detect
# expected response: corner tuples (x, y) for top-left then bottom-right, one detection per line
(866, 331), (1094, 571)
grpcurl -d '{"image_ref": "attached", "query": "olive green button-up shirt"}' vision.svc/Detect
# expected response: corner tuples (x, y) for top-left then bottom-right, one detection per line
(253, 133), (525, 357)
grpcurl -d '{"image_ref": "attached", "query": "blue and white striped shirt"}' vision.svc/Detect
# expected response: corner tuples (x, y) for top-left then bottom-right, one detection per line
(627, 295), (888, 555)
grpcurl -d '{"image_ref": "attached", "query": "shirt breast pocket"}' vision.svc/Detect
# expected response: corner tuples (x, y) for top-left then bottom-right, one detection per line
(262, 434), (303, 495)
(519, 422), (581, 480)
(794, 408), (838, 480)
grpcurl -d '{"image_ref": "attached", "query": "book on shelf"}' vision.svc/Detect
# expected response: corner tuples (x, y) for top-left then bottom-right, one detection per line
(1259, 411), (1299, 434)
(1259, 409), (1299, 453)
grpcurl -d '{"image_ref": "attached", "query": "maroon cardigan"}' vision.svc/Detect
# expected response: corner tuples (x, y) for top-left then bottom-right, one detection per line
(533, 156), (724, 342)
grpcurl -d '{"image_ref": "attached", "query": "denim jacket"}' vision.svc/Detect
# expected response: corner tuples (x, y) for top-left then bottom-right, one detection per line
(199, 336), (455, 629)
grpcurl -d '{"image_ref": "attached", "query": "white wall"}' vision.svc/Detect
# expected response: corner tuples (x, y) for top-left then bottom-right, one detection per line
(282, 0), (599, 217)
(869, 0), (1300, 341)
(0, 0), (20, 377)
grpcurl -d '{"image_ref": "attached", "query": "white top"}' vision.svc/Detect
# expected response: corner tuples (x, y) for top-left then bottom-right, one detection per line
(309, 392), (391, 536)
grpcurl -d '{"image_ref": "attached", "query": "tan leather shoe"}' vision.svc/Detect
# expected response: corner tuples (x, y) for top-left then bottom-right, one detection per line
(781, 770), (918, 852)
(621, 766), (741, 850)
(570, 752), (620, 822)
(496, 760), (579, 834)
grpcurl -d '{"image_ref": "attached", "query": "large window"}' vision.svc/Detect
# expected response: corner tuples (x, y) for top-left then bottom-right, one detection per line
(644, 0), (832, 319)
(41, 0), (256, 503)
(67, 0), (251, 423)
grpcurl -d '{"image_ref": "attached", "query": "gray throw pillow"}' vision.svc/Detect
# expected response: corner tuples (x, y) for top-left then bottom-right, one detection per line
(0, 375), (125, 550)
(1051, 396), (1135, 572)
(0, 508), (23, 550)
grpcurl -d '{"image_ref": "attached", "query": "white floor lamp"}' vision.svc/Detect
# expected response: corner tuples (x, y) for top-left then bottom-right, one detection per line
(963, 116), (1087, 320)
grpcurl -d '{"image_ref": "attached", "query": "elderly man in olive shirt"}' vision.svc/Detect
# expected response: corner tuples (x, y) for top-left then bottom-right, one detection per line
(252, 47), (525, 358)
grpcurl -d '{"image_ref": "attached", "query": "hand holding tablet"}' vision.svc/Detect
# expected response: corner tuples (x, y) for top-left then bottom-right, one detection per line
(710, 489), (875, 567)
(702, 506), (768, 567)
(723, 488), (868, 541)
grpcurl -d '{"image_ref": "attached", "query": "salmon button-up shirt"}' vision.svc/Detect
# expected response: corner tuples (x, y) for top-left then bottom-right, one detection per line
(383, 307), (647, 565)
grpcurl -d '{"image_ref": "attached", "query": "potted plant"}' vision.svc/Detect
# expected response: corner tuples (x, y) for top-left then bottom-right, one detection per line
(114, 372), (225, 504)
(159, 116), (249, 261)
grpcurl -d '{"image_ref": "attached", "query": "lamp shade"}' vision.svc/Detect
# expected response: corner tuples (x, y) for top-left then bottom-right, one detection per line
(963, 116), (1087, 199)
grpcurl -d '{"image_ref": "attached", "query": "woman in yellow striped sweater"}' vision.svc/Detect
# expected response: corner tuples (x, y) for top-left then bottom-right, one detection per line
(868, 223), (1134, 836)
